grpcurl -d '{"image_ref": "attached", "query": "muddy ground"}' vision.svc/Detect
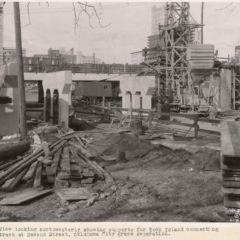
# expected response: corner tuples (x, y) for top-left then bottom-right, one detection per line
(0, 126), (228, 222)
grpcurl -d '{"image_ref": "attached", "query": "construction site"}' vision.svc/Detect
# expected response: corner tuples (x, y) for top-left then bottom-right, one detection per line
(0, 1), (240, 223)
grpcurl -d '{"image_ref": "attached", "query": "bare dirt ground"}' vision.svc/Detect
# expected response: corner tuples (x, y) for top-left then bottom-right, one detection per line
(0, 127), (227, 222)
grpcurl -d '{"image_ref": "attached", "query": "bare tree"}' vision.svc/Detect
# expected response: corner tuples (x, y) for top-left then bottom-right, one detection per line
(21, 1), (110, 30)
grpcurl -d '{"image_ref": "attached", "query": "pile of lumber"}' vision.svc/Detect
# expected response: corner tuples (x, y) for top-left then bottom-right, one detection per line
(0, 132), (113, 193)
(221, 121), (240, 208)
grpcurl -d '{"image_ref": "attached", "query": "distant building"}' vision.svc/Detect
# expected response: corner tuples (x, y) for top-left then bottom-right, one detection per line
(62, 53), (77, 64)
(23, 48), (142, 74)
(76, 52), (101, 64)
(48, 48), (61, 58)
(131, 4), (167, 65)
(235, 46), (240, 64)
(151, 4), (167, 35)
(3, 47), (26, 64)
(131, 51), (144, 65)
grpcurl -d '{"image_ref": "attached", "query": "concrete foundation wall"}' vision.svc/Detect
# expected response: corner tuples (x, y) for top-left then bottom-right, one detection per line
(219, 69), (232, 112)
(25, 71), (72, 127)
(120, 75), (155, 110)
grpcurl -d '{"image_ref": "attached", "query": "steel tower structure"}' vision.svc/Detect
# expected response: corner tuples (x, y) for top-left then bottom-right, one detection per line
(143, 2), (201, 102)
(162, 2), (201, 100)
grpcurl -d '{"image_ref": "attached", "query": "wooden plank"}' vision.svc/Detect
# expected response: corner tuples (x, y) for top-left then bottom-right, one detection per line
(55, 188), (92, 201)
(0, 178), (15, 191)
(33, 161), (42, 188)
(0, 138), (64, 185)
(0, 189), (52, 205)
(58, 145), (71, 180)
(222, 188), (240, 195)
(69, 141), (93, 159)
(22, 161), (38, 182)
(49, 139), (67, 156)
(6, 167), (29, 192)
(46, 148), (62, 183)
(78, 152), (114, 184)
(0, 157), (23, 171)
(70, 146), (89, 168)
(70, 163), (82, 178)
(224, 194), (240, 208)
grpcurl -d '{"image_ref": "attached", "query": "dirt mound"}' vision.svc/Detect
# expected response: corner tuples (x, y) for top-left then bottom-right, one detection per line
(172, 148), (220, 171)
(103, 133), (153, 160)
(143, 147), (220, 171)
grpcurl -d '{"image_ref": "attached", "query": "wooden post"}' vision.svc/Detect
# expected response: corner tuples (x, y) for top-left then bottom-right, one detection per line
(14, 2), (27, 138)
(139, 96), (142, 118)
(130, 93), (133, 120)
(102, 96), (105, 113)
(194, 116), (199, 138)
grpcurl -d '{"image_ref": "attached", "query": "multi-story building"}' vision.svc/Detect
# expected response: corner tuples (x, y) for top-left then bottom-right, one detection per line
(3, 47), (26, 64)
(76, 51), (101, 64)
(131, 51), (144, 65)
(151, 4), (167, 36)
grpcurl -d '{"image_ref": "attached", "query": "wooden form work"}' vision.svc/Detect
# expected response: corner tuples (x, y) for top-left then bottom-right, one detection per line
(221, 121), (240, 209)
(75, 103), (220, 137)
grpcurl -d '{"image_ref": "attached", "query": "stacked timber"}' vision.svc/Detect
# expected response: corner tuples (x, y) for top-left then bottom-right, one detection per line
(0, 132), (113, 192)
(187, 44), (215, 70)
(221, 121), (240, 208)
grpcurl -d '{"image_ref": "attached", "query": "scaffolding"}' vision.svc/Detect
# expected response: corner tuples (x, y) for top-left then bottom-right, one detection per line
(144, 2), (201, 102)
(232, 67), (240, 110)
(162, 2), (201, 100)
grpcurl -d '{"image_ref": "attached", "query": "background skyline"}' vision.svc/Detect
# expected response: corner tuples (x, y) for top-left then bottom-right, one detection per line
(3, 2), (240, 63)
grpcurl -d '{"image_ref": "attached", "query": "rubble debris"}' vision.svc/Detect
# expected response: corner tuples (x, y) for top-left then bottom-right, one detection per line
(0, 189), (53, 205)
(0, 127), (115, 206)
(55, 188), (92, 202)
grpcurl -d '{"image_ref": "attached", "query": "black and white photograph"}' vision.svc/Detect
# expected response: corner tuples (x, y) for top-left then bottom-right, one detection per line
(0, 0), (240, 228)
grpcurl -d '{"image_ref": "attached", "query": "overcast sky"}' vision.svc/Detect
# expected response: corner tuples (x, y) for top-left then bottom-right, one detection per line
(3, 1), (240, 63)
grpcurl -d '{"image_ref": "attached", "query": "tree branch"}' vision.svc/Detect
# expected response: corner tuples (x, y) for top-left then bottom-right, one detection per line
(76, 1), (111, 28)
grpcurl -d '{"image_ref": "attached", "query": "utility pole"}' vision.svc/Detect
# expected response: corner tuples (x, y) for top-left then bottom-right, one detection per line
(14, 2), (27, 138)
(201, 2), (204, 44)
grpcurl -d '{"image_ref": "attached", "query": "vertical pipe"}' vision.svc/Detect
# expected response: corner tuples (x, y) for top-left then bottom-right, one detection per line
(201, 2), (204, 44)
(0, 3), (4, 66)
(14, 2), (27, 138)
